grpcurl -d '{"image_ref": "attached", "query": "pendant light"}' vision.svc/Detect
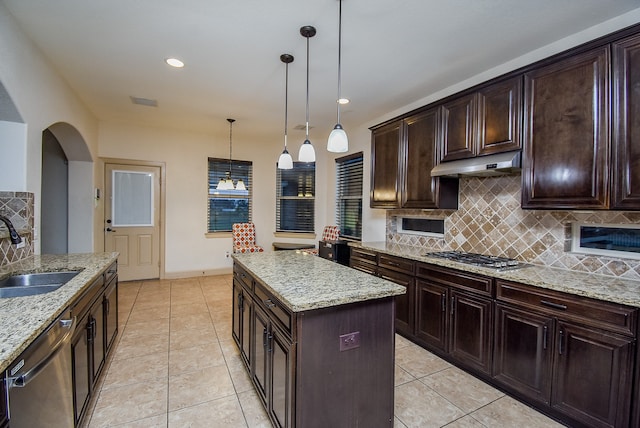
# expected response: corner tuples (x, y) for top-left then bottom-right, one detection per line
(278, 54), (294, 170)
(216, 118), (246, 191)
(327, 0), (349, 153)
(298, 25), (316, 163)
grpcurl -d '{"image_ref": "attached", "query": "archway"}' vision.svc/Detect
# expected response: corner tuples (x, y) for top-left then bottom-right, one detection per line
(44, 122), (94, 253)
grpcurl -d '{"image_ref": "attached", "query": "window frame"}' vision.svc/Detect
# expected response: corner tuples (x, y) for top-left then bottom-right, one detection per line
(276, 161), (316, 233)
(335, 152), (363, 241)
(207, 157), (252, 233)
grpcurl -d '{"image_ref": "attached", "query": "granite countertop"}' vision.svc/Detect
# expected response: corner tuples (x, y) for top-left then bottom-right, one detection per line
(353, 241), (640, 308)
(232, 251), (406, 312)
(0, 253), (118, 373)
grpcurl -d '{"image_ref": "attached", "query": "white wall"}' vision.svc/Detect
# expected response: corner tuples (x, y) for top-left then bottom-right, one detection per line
(98, 121), (331, 277)
(0, 120), (27, 191)
(0, 3), (100, 253)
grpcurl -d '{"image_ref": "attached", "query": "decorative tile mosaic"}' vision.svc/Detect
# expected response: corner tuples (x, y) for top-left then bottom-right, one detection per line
(387, 175), (640, 281)
(0, 192), (34, 266)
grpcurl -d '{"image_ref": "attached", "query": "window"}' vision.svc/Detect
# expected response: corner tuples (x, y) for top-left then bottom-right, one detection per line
(276, 162), (315, 232)
(207, 158), (252, 232)
(571, 222), (640, 260)
(336, 152), (363, 240)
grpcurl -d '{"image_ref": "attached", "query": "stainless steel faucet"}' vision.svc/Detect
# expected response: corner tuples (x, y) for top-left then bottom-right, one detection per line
(0, 214), (23, 245)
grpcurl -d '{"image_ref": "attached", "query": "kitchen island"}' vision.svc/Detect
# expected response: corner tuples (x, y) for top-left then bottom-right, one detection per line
(232, 251), (406, 428)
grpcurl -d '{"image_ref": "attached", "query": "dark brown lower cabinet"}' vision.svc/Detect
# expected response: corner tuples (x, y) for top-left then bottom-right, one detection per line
(494, 280), (636, 428)
(414, 265), (493, 375)
(0, 374), (7, 428)
(70, 262), (119, 427)
(232, 278), (252, 368)
(379, 267), (414, 337)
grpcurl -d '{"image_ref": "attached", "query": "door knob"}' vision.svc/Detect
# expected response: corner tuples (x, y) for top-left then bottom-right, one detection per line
(106, 227), (116, 232)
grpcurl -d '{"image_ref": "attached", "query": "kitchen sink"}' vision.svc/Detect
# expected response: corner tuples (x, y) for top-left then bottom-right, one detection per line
(0, 271), (81, 298)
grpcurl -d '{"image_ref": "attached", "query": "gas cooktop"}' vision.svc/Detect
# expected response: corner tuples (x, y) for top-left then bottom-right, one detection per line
(423, 251), (529, 271)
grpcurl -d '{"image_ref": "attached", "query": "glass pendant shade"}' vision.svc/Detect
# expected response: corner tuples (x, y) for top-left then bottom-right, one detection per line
(327, 124), (348, 153)
(299, 139), (316, 162)
(216, 177), (227, 190)
(278, 147), (294, 169)
(235, 179), (246, 191)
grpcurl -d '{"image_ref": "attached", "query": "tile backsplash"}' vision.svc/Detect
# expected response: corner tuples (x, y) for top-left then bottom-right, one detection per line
(0, 191), (34, 266)
(387, 175), (640, 281)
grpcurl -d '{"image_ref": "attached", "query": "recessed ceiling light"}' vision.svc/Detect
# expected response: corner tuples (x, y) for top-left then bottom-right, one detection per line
(165, 58), (184, 68)
(338, 98), (350, 105)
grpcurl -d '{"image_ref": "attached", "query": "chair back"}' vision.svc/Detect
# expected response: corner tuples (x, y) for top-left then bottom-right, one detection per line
(321, 225), (340, 241)
(232, 222), (257, 248)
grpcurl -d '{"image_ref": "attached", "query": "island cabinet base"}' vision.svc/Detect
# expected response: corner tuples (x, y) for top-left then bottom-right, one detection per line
(295, 297), (396, 428)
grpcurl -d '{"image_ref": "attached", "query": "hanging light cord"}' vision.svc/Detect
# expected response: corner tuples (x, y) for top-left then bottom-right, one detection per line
(337, 0), (343, 124)
(228, 118), (234, 178)
(305, 33), (310, 140)
(285, 60), (289, 148)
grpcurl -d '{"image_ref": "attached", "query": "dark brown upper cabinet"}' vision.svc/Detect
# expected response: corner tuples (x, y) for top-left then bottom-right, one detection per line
(370, 110), (458, 209)
(522, 46), (611, 209)
(612, 33), (640, 209)
(370, 121), (402, 208)
(402, 109), (458, 209)
(441, 76), (523, 162)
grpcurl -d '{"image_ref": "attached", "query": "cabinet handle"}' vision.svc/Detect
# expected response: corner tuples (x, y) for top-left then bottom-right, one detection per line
(237, 293), (243, 310)
(92, 318), (97, 340)
(267, 333), (273, 353)
(105, 297), (110, 315)
(450, 296), (455, 316)
(86, 322), (93, 344)
(540, 300), (567, 310)
(263, 328), (268, 348)
(542, 325), (548, 350)
(264, 299), (276, 309)
(387, 261), (399, 267)
(441, 293), (446, 312)
(558, 328), (564, 355)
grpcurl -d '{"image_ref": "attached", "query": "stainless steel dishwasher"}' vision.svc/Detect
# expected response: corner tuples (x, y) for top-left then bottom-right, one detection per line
(4, 310), (76, 427)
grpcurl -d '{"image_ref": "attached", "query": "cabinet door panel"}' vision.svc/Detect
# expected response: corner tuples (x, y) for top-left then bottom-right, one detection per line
(402, 108), (456, 209)
(612, 34), (640, 209)
(271, 327), (293, 428)
(71, 316), (91, 425)
(379, 268), (414, 336)
(477, 76), (522, 155)
(552, 322), (634, 428)
(370, 122), (401, 207)
(104, 278), (118, 353)
(232, 280), (242, 348)
(441, 94), (477, 161)
(522, 46), (610, 209)
(449, 291), (493, 374)
(253, 305), (269, 404)
(416, 280), (448, 352)
(493, 304), (553, 404)
(90, 300), (105, 383)
(241, 295), (252, 367)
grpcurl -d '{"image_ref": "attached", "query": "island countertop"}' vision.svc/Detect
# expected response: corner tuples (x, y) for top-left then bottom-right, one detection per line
(0, 252), (118, 373)
(232, 251), (406, 312)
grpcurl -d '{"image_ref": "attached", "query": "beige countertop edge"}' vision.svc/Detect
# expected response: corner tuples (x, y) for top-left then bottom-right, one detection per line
(232, 252), (406, 313)
(352, 241), (640, 308)
(0, 253), (118, 373)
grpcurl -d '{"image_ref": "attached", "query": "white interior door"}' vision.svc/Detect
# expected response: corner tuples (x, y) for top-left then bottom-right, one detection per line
(105, 163), (161, 281)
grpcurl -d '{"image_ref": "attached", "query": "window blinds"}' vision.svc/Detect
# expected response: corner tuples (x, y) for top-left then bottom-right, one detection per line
(336, 152), (363, 240)
(276, 162), (315, 232)
(207, 158), (252, 232)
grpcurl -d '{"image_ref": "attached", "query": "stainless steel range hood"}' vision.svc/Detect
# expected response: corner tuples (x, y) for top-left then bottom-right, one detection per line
(431, 150), (521, 177)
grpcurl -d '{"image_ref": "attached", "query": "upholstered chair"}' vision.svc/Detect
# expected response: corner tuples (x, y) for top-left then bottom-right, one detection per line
(232, 222), (265, 253)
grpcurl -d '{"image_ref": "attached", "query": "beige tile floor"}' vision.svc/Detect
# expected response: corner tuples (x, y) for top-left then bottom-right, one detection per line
(83, 275), (566, 428)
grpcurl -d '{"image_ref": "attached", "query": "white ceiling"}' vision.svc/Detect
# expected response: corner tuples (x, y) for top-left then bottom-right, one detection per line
(3, 0), (640, 143)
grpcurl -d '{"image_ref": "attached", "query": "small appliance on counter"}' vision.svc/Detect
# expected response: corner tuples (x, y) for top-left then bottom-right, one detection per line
(318, 240), (350, 265)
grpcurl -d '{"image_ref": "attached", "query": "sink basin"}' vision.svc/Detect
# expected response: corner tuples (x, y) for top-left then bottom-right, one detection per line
(0, 271), (81, 298)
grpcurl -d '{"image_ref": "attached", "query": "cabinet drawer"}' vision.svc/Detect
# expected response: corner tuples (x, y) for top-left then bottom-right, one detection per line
(350, 247), (378, 263)
(70, 276), (104, 319)
(254, 282), (292, 334)
(496, 280), (637, 337)
(378, 267), (412, 286)
(416, 263), (493, 297)
(350, 259), (377, 276)
(104, 261), (117, 284)
(379, 254), (414, 275)
(233, 265), (253, 291)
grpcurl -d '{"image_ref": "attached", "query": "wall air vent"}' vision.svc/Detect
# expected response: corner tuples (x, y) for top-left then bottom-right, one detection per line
(130, 96), (158, 107)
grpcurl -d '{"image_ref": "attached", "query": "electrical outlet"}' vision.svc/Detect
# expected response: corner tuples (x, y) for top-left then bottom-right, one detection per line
(225, 251), (230, 258)
(339, 331), (360, 351)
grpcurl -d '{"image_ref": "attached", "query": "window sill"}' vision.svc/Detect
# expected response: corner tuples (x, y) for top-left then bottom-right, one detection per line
(205, 232), (232, 238)
(273, 232), (316, 240)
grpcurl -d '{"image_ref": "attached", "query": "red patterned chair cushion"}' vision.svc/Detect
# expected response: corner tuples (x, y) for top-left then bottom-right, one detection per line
(303, 226), (341, 255)
(232, 222), (264, 254)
